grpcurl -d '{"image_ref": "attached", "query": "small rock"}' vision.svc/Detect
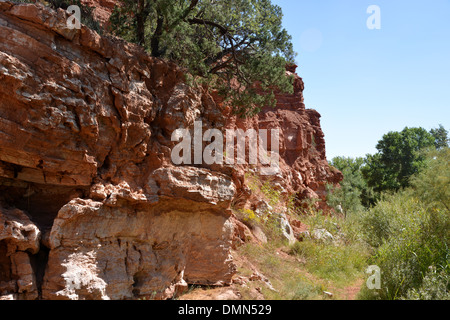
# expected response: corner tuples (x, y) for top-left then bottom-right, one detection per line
(0, 294), (16, 300)
(312, 228), (334, 242)
(254, 200), (273, 216)
(251, 226), (268, 244)
(249, 272), (278, 292)
(277, 214), (296, 246)
(297, 231), (310, 242)
(232, 276), (249, 286)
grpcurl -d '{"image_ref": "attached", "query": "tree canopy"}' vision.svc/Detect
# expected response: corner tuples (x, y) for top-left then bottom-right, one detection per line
(362, 127), (436, 193)
(327, 157), (377, 214)
(110, 0), (296, 117)
(430, 124), (450, 150)
(328, 126), (449, 211)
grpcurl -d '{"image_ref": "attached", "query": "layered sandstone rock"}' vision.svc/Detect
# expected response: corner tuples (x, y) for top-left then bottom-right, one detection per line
(0, 2), (340, 300)
(0, 206), (40, 300)
(0, 1), (235, 300)
(81, 0), (117, 28)
(223, 69), (342, 212)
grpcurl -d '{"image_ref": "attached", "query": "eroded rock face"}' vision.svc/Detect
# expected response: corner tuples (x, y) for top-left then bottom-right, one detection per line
(0, 2), (340, 300)
(42, 198), (235, 300)
(0, 2), (235, 300)
(0, 206), (40, 299)
(223, 70), (343, 211)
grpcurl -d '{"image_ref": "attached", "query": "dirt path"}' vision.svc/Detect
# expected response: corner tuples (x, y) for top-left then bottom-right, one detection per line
(341, 279), (364, 300)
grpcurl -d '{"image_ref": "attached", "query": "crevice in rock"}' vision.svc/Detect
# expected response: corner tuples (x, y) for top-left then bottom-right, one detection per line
(0, 241), (16, 297)
(100, 155), (111, 173)
(132, 271), (147, 297)
(0, 241), (12, 282)
(0, 176), (90, 299)
(0, 177), (88, 232)
(29, 246), (49, 299)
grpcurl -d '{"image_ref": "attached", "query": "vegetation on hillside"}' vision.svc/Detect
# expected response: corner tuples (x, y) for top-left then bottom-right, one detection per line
(10, 0), (449, 301)
(326, 125), (449, 300)
(12, 0), (297, 117)
(328, 125), (449, 208)
(227, 125), (449, 301)
(231, 173), (371, 300)
(109, 0), (296, 117)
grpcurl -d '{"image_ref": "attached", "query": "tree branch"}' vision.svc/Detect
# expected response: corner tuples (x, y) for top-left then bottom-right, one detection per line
(188, 17), (229, 35)
(205, 36), (249, 67)
(209, 56), (234, 74)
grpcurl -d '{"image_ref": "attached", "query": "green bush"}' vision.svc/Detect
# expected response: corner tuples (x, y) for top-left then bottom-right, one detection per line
(373, 205), (448, 299)
(260, 181), (282, 207)
(359, 148), (450, 300)
(327, 157), (375, 212)
(405, 268), (450, 300)
(411, 148), (450, 212)
(236, 208), (261, 228)
(359, 193), (421, 248)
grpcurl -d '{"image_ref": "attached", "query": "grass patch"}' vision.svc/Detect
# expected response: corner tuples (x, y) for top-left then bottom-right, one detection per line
(237, 241), (325, 300)
(289, 240), (369, 285)
(234, 173), (371, 300)
(236, 231), (369, 300)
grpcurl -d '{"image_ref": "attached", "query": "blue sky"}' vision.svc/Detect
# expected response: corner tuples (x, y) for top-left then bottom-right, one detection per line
(272, 0), (450, 160)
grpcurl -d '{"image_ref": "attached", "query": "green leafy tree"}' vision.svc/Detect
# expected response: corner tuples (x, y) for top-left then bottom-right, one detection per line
(430, 124), (449, 150)
(362, 127), (435, 193)
(411, 147), (450, 212)
(327, 157), (375, 214)
(109, 0), (296, 117)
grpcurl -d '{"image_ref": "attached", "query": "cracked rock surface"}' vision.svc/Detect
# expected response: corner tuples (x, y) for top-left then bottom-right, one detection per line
(0, 2), (341, 300)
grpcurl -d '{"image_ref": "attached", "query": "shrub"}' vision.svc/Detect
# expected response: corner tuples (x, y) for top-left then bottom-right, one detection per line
(260, 181), (282, 207)
(373, 207), (448, 299)
(236, 208), (261, 228)
(327, 156), (375, 212)
(359, 149), (450, 300)
(359, 192), (421, 248)
(405, 268), (450, 300)
(410, 148), (450, 212)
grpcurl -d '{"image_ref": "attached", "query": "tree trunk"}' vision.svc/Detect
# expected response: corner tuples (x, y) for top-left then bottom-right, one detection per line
(151, 15), (164, 57)
(136, 0), (146, 46)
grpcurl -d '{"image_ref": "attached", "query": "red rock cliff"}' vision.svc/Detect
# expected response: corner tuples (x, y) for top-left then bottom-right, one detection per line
(0, 2), (341, 300)
(224, 67), (342, 208)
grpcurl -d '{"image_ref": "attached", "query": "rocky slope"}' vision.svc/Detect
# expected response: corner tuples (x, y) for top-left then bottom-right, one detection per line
(0, 2), (341, 300)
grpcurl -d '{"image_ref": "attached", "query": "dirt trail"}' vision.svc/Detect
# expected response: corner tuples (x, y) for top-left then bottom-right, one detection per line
(337, 279), (364, 300)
